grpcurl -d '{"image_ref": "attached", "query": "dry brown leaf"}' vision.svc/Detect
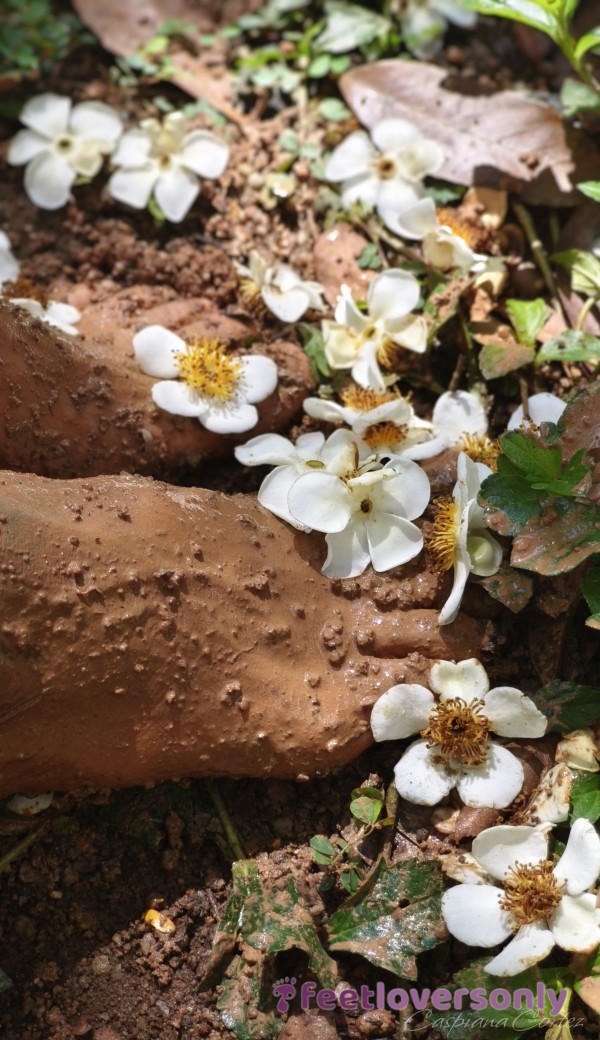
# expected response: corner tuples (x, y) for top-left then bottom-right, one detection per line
(313, 223), (375, 306)
(340, 62), (600, 206)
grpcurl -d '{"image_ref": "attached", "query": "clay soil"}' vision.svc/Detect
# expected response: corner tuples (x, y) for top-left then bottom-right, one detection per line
(0, 9), (599, 1040)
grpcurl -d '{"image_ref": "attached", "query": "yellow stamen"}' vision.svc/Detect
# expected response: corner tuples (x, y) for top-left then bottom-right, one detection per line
(239, 277), (268, 317)
(175, 339), (241, 403)
(361, 421), (408, 451)
(426, 496), (460, 572)
(456, 433), (500, 471)
(376, 337), (403, 371)
(339, 386), (402, 411)
(501, 861), (563, 929)
(421, 697), (491, 766)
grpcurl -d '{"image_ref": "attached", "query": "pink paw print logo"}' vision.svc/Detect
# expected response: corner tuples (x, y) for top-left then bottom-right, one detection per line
(273, 977), (297, 1013)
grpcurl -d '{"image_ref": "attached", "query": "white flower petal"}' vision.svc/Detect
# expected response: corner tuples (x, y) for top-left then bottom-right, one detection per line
(10, 298), (45, 320)
(368, 269), (420, 324)
(376, 178), (425, 221)
(262, 284), (309, 322)
(0, 245), (19, 286)
(151, 380), (207, 417)
(322, 524), (371, 579)
(318, 427), (356, 466)
(401, 2), (446, 59)
(553, 818), (600, 896)
(46, 302), (81, 326)
(484, 923), (555, 976)
(180, 130), (229, 179)
(424, 226), (474, 271)
(433, 390), (488, 441)
(389, 314), (428, 354)
(303, 398), (349, 423)
(287, 472), (352, 533)
(365, 513), (423, 571)
(24, 152), (75, 209)
(371, 118), (421, 153)
(235, 434), (298, 468)
(472, 823), (551, 881)
(202, 402), (258, 433)
(324, 131), (375, 182)
(133, 325), (184, 378)
(507, 392), (567, 431)
(383, 196), (437, 239)
(483, 688), (547, 739)
(438, 550), (469, 626)
(7, 129), (48, 166)
(154, 167), (199, 223)
(456, 744), (525, 810)
(258, 466), (309, 530)
(370, 462), (431, 520)
(110, 129), (153, 167)
(340, 173), (381, 208)
(334, 285), (368, 334)
(20, 93), (71, 137)
(70, 101), (123, 142)
(371, 684), (435, 742)
(442, 884), (512, 946)
(239, 355), (278, 403)
(466, 529), (503, 577)
(397, 138), (445, 181)
(393, 739), (456, 804)
(351, 340), (387, 392)
(430, 658), (489, 702)
(550, 893), (600, 952)
(108, 166), (158, 210)
(295, 431), (327, 459)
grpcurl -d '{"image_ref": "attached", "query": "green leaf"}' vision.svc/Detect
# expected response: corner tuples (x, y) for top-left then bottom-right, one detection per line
(465, 0), (560, 40)
(310, 834), (336, 863)
(318, 97), (351, 121)
(578, 180), (600, 203)
(536, 329), (600, 365)
(506, 298), (548, 348)
(479, 339), (535, 379)
(349, 786), (384, 825)
(574, 25), (600, 62)
(313, 1), (391, 54)
(480, 461), (545, 530)
(536, 680), (600, 733)
(553, 249), (600, 298)
(478, 563), (534, 612)
(308, 53), (331, 77)
(560, 77), (600, 116)
(297, 322), (332, 382)
(356, 242), (382, 270)
(570, 773), (600, 824)
(582, 565), (600, 628)
(327, 860), (444, 979)
(429, 958), (571, 1039)
(510, 499), (600, 573)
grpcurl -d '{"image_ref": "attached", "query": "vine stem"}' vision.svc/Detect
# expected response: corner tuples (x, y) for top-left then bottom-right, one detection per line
(0, 825), (46, 871)
(205, 780), (246, 861)
(512, 203), (568, 326)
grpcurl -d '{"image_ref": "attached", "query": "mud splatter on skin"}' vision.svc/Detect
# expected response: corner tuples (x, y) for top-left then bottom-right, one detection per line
(0, 471), (486, 796)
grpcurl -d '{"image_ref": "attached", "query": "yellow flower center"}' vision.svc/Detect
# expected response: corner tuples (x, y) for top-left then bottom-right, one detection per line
(421, 697), (491, 766)
(361, 421), (408, 450)
(456, 433), (500, 471)
(372, 156), (397, 181)
(339, 386), (402, 411)
(425, 496), (460, 572)
(175, 339), (242, 403)
(501, 861), (563, 929)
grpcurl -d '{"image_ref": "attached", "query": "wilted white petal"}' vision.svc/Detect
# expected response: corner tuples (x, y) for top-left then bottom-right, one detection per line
(322, 523), (371, 579)
(368, 269), (420, 324)
(239, 355), (278, 403)
(180, 130), (229, 178)
(7, 129), (48, 166)
(389, 314), (428, 354)
(262, 284), (310, 322)
(133, 325), (184, 378)
(483, 688), (547, 738)
(384, 196), (437, 239)
(287, 472), (352, 533)
(325, 131), (375, 182)
(553, 818), (600, 896)
(11, 298), (45, 320)
(442, 884), (512, 946)
(484, 923), (555, 976)
(393, 739), (456, 804)
(202, 402), (258, 433)
(351, 340), (387, 392)
(397, 138), (445, 180)
(151, 380), (207, 417)
(154, 167), (199, 222)
(431, 658), (490, 702)
(556, 730), (600, 773)
(334, 285), (369, 334)
(7, 792), (54, 815)
(371, 684), (435, 742)
(24, 152), (75, 209)
(550, 893), (600, 952)
(108, 166), (158, 210)
(20, 93), (71, 137)
(303, 398), (350, 423)
(45, 302), (81, 326)
(472, 823), (551, 881)
(456, 744), (525, 809)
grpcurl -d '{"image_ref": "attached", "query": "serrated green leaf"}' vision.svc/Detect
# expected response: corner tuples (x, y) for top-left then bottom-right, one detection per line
(553, 249), (600, 298)
(582, 565), (600, 628)
(536, 680), (600, 733)
(479, 462), (544, 529)
(570, 773), (600, 824)
(578, 180), (600, 203)
(510, 499), (600, 573)
(506, 298), (548, 348)
(574, 25), (600, 61)
(501, 430), (563, 483)
(560, 77), (600, 116)
(536, 329), (600, 365)
(466, 0), (560, 39)
(327, 860), (444, 979)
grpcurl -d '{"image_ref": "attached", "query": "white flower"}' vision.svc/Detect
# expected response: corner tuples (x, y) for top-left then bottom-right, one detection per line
(324, 118), (443, 221)
(107, 112), (229, 223)
(133, 325), (277, 434)
(303, 387), (435, 460)
(7, 792), (54, 815)
(371, 657), (548, 808)
(507, 392), (567, 432)
(379, 196), (496, 273)
(235, 428), (354, 530)
(235, 251), (325, 322)
(323, 270), (427, 391)
(556, 730), (600, 773)
(10, 297), (81, 336)
(400, 0), (477, 60)
(400, 389), (492, 463)
(442, 818), (600, 975)
(427, 452), (502, 625)
(286, 448), (430, 578)
(8, 93), (123, 210)
(0, 231), (20, 287)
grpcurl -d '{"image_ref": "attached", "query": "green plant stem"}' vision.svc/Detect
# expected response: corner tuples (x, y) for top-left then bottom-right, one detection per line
(575, 294), (599, 331)
(205, 780), (246, 861)
(513, 202), (568, 325)
(0, 825), (46, 871)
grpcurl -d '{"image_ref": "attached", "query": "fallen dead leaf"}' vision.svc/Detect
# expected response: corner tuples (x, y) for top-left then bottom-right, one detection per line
(339, 62), (600, 206)
(313, 223), (375, 306)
